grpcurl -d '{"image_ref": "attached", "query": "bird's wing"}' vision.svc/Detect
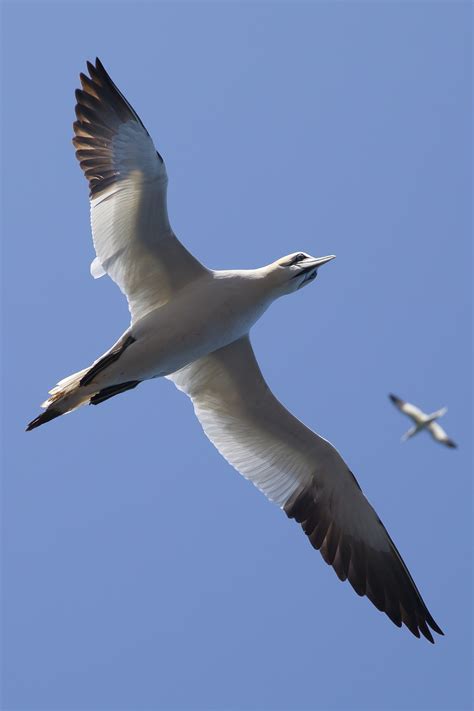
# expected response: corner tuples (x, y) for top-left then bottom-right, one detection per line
(168, 337), (442, 642)
(427, 421), (457, 448)
(73, 58), (206, 324)
(389, 394), (426, 423)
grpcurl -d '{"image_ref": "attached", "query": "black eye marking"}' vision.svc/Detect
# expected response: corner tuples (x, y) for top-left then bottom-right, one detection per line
(281, 253), (307, 267)
(289, 253), (306, 265)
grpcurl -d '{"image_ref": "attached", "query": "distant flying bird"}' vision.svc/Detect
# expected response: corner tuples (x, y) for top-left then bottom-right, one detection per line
(389, 394), (457, 448)
(27, 58), (443, 642)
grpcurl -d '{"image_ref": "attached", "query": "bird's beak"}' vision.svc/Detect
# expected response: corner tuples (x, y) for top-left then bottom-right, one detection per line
(301, 254), (336, 270)
(294, 254), (336, 287)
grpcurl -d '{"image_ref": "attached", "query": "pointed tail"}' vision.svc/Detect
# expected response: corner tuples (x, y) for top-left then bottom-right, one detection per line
(26, 370), (141, 431)
(401, 425), (418, 442)
(26, 367), (93, 431)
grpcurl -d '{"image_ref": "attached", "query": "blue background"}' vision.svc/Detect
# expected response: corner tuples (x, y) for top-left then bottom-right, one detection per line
(2, 2), (472, 710)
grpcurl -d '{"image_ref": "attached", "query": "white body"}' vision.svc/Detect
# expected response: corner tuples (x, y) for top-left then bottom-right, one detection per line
(389, 395), (456, 448)
(109, 270), (270, 381)
(27, 59), (443, 643)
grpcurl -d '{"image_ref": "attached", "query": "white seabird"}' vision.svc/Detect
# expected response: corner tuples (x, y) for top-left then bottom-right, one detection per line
(27, 59), (443, 642)
(389, 394), (457, 448)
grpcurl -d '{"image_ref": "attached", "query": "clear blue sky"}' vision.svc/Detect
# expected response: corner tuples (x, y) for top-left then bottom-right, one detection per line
(2, 2), (472, 710)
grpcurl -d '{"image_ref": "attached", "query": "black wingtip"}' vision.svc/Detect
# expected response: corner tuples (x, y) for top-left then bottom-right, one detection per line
(445, 440), (457, 449)
(389, 393), (401, 404)
(94, 57), (105, 77)
(26, 409), (60, 431)
(429, 620), (444, 637)
(423, 629), (435, 644)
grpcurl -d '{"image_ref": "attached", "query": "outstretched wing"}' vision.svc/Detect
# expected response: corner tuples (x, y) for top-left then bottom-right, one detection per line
(73, 58), (206, 324)
(168, 339), (443, 642)
(427, 421), (457, 448)
(389, 394), (426, 423)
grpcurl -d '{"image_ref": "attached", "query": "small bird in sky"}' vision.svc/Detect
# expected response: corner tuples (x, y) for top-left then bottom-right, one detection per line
(389, 394), (457, 448)
(27, 59), (443, 642)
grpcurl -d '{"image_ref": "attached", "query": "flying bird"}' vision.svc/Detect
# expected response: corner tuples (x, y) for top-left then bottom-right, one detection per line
(389, 394), (457, 448)
(27, 58), (443, 642)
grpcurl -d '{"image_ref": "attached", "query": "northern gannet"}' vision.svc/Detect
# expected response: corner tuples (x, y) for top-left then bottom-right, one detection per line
(27, 59), (443, 643)
(389, 394), (457, 448)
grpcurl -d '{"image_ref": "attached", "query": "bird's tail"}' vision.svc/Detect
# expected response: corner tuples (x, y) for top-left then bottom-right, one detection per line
(26, 369), (141, 431)
(430, 406), (447, 420)
(401, 425), (418, 442)
(26, 368), (94, 431)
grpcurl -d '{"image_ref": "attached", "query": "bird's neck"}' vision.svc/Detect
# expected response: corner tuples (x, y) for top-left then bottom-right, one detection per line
(212, 266), (278, 303)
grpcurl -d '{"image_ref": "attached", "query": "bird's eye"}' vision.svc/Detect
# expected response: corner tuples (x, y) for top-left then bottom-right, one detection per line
(281, 253), (308, 267)
(292, 253), (306, 264)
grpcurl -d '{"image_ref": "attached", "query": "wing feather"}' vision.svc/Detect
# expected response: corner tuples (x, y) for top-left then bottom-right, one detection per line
(427, 421), (457, 448)
(389, 394), (426, 422)
(169, 339), (443, 642)
(73, 58), (206, 323)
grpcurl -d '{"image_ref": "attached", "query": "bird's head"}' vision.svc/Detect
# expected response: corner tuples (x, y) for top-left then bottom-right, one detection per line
(266, 252), (336, 297)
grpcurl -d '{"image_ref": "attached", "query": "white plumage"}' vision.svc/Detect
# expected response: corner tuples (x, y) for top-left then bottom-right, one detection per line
(389, 394), (457, 448)
(27, 59), (443, 643)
